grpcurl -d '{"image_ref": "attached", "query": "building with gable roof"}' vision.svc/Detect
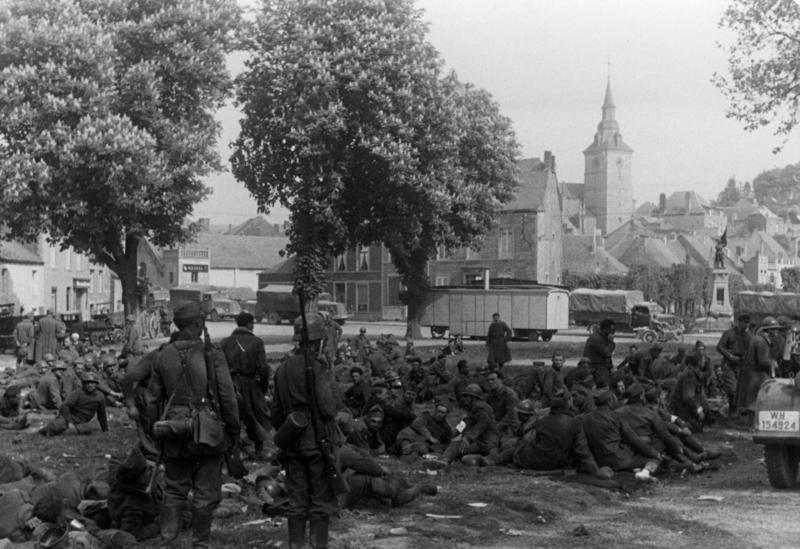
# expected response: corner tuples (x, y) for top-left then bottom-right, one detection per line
(427, 153), (563, 286)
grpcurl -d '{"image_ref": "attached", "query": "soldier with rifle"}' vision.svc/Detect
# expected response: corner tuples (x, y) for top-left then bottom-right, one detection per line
(271, 293), (345, 549)
(145, 301), (240, 549)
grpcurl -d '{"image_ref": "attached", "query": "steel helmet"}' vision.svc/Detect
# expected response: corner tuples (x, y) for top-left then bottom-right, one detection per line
(516, 399), (536, 415)
(461, 384), (484, 399)
(82, 372), (100, 384)
(293, 312), (325, 341)
(762, 316), (781, 329)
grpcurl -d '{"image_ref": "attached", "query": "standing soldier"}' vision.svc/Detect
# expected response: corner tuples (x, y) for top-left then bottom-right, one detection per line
(146, 301), (240, 549)
(321, 312), (342, 367)
(716, 314), (751, 412)
(583, 318), (616, 388)
(122, 313), (146, 359)
(220, 311), (272, 460)
(485, 313), (512, 368)
(35, 309), (65, 362)
(12, 312), (35, 367)
(272, 312), (342, 549)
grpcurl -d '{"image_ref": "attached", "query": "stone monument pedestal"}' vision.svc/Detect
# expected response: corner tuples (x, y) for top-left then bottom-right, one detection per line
(709, 269), (732, 316)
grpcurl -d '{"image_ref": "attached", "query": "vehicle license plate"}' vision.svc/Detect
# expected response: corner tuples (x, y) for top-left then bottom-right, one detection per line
(758, 411), (800, 432)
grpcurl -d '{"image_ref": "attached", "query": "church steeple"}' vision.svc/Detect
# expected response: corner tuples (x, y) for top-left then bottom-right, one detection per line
(583, 77), (634, 235)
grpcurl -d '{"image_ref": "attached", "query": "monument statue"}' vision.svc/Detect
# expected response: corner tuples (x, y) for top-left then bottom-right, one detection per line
(713, 228), (727, 270)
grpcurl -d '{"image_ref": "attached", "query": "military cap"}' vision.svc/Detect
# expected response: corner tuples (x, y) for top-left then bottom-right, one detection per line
(694, 340), (706, 349)
(516, 399), (536, 415)
(173, 301), (203, 321)
(43, 353), (56, 362)
(627, 382), (645, 400)
(762, 316), (782, 329)
(51, 361), (67, 371)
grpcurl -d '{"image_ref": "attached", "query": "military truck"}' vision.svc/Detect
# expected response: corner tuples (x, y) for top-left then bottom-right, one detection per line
(255, 285), (348, 325)
(734, 291), (800, 326)
(168, 285), (241, 322)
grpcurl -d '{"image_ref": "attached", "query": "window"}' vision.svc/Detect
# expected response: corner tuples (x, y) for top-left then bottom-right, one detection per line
(0, 268), (8, 295)
(333, 282), (346, 304)
(98, 271), (104, 293)
(357, 246), (369, 271)
(356, 283), (369, 312)
(191, 271), (199, 283)
(50, 287), (57, 312)
(387, 276), (404, 306)
(498, 229), (512, 259)
(49, 246), (56, 267)
(169, 271), (174, 284)
(336, 253), (346, 272)
(65, 287), (71, 310)
(435, 276), (450, 287)
(64, 249), (71, 270)
(435, 246), (447, 260)
(32, 270), (39, 296)
(465, 247), (478, 260)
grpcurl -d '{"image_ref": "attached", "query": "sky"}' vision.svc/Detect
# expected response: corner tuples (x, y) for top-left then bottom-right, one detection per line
(194, 0), (800, 225)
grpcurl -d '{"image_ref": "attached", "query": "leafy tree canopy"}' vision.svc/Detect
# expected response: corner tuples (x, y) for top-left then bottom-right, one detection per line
(714, 0), (800, 152)
(752, 161), (800, 217)
(0, 0), (240, 311)
(232, 0), (519, 321)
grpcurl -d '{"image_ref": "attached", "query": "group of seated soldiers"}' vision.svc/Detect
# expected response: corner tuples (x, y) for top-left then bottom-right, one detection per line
(333, 334), (723, 482)
(0, 342), (128, 435)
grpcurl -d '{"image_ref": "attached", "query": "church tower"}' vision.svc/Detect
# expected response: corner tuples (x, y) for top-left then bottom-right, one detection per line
(583, 78), (633, 235)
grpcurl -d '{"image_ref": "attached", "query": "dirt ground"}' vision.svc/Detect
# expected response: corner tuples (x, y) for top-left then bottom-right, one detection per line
(3, 337), (798, 549)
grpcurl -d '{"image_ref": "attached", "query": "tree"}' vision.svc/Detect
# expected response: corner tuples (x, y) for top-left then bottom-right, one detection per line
(752, 161), (800, 217)
(714, 177), (741, 207)
(232, 0), (519, 335)
(714, 0), (800, 152)
(781, 267), (800, 292)
(0, 0), (240, 313)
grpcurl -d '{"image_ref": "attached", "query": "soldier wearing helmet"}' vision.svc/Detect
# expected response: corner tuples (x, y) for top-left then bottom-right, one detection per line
(437, 383), (498, 466)
(145, 300), (240, 548)
(734, 315), (782, 416)
(40, 369), (108, 436)
(271, 309), (342, 549)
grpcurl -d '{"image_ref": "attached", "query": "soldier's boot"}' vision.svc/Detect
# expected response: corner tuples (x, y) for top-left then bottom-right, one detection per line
(287, 517), (307, 548)
(682, 434), (704, 454)
(309, 518), (329, 549)
(392, 486), (421, 507)
(159, 506), (182, 547)
(191, 508), (214, 549)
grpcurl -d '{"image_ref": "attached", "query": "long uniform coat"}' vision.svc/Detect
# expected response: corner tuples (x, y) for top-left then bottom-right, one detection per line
(486, 320), (512, 366)
(513, 408), (599, 474)
(12, 319), (35, 362)
(735, 333), (774, 412)
(582, 405), (659, 471)
(583, 331), (615, 388)
(220, 326), (272, 444)
(34, 315), (65, 362)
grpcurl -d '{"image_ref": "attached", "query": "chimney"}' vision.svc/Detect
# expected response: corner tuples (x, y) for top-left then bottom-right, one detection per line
(685, 192), (691, 211)
(543, 151), (555, 173)
(659, 193), (666, 214)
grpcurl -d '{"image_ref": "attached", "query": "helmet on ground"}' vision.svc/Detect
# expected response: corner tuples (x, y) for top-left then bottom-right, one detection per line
(461, 384), (484, 399)
(293, 313), (325, 342)
(516, 399), (536, 415)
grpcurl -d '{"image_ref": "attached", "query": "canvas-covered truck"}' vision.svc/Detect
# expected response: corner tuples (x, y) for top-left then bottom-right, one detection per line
(168, 285), (241, 322)
(569, 288), (659, 331)
(255, 285), (348, 325)
(419, 285), (570, 341)
(734, 291), (800, 326)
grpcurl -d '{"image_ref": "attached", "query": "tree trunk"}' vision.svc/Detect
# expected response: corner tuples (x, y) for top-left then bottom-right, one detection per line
(105, 233), (141, 316)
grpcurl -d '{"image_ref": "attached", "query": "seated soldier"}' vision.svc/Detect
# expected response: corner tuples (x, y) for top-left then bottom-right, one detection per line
(569, 368), (597, 415)
(344, 366), (371, 416)
(615, 383), (700, 472)
(346, 404), (386, 456)
(669, 356), (710, 432)
(485, 398), (539, 465)
(486, 371), (520, 436)
(365, 345), (389, 379)
(404, 341), (423, 366)
(470, 363), (491, 394)
(564, 357), (592, 391)
(0, 386), (28, 430)
(416, 369), (451, 403)
(107, 448), (160, 541)
(402, 359), (427, 394)
(436, 384), (499, 466)
(339, 444), (430, 509)
(582, 389), (662, 475)
(423, 402), (454, 451)
(41, 372), (108, 436)
(396, 417), (438, 458)
(452, 360), (471, 402)
(510, 395), (612, 479)
(645, 386), (721, 463)
(33, 360), (66, 411)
